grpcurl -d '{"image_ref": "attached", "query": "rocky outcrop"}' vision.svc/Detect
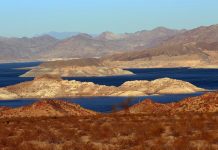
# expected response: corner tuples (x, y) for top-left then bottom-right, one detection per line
(122, 91), (218, 114)
(0, 100), (97, 118)
(0, 76), (205, 100)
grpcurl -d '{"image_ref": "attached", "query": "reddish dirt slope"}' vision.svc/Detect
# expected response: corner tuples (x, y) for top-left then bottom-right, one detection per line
(122, 91), (218, 114)
(0, 100), (97, 118)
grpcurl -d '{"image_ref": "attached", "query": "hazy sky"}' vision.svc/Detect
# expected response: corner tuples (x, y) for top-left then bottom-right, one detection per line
(0, 0), (218, 37)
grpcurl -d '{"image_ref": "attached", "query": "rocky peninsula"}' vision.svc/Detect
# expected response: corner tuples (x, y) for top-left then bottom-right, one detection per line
(21, 58), (133, 77)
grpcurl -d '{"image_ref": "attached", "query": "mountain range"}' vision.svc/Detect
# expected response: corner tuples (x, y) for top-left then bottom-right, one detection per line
(104, 24), (218, 68)
(106, 24), (218, 60)
(0, 27), (183, 62)
(0, 24), (218, 65)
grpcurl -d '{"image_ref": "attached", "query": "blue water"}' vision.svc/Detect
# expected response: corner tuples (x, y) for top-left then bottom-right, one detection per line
(0, 93), (203, 113)
(0, 62), (217, 112)
(0, 62), (40, 87)
(64, 68), (218, 90)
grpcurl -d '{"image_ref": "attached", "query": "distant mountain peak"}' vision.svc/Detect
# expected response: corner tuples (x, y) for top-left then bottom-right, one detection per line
(152, 26), (173, 31)
(102, 31), (114, 34)
(97, 31), (127, 40)
(41, 34), (56, 38)
(34, 34), (58, 40)
(40, 31), (80, 40)
(72, 33), (93, 39)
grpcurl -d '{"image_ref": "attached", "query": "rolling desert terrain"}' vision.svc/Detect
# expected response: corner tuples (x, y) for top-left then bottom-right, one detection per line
(0, 91), (217, 150)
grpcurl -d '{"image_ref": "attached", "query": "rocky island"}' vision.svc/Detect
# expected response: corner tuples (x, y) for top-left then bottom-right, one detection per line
(0, 75), (205, 100)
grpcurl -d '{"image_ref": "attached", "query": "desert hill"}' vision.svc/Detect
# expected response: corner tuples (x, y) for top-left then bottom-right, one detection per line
(122, 91), (218, 114)
(0, 100), (97, 118)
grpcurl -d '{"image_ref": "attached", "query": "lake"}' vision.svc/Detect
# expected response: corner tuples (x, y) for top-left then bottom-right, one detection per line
(0, 62), (217, 112)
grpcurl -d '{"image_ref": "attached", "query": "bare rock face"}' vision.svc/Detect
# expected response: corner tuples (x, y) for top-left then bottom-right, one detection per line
(122, 91), (218, 114)
(0, 100), (97, 118)
(0, 76), (205, 100)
